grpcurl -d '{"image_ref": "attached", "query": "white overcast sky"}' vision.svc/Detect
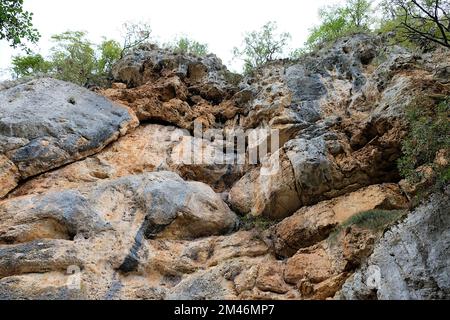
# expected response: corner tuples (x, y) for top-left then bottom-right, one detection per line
(0, 0), (346, 79)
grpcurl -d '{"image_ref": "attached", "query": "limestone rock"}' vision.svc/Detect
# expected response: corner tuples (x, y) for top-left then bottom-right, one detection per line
(269, 184), (409, 258)
(229, 33), (449, 220)
(10, 124), (244, 197)
(103, 45), (247, 130)
(337, 191), (450, 300)
(0, 155), (19, 198)
(1, 171), (237, 245)
(1, 34), (449, 301)
(0, 78), (138, 198)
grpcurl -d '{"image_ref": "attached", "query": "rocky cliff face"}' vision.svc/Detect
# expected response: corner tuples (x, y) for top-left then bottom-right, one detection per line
(0, 34), (448, 300)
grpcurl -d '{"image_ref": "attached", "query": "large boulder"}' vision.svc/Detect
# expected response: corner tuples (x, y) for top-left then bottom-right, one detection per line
(0, 78), (138, 198)
(0, 171), (241, 299)
(269, 184), (409, 258)
(0, 171), (238, 244)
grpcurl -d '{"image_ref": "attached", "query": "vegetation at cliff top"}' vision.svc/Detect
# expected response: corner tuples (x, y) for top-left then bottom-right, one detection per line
(5, 1), (450, 79)
(11, 31), (122, 86)
(304, 0), (373, 51)
(233, 21), (291, 75)
(381, 0), (450, 50)
(10, 22), (209, 86)
(165, 36), (209, 56)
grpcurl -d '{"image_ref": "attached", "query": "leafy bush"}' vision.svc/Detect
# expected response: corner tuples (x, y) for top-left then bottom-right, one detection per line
(398, 97), (450, 187)
(97, 39), (122, 76)
(50, 31), (96, 86)
(233, 21), (291, 75)
(0, 0), (40, 50)
(166, 37), (209, 56)
(306, 0), (373, 50)
(11, 54), (51, 78)
(379, 0), (450, 50)
(11, 31), (123, 87)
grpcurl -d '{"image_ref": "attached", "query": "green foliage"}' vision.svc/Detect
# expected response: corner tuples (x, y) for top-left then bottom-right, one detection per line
(376, 15), (416, 49)
(233, 21), (291, 75)
(398, 97), (450, 185)
(0, 0), (40, 50)
(11, 53), (51, 78)
(50, 31), (96, 86)
(97, 39), (122, 75)
(306, 0), (373, 50)
(340, 210), (407, 231)
(379, 0), (450, 50)
(11, 31), (124, 87)
(166, 37), (209, 56)
(328, 209), (407, 244)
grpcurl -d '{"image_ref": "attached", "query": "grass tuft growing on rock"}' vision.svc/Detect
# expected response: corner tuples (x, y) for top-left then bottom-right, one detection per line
(328, 209), (408, 244)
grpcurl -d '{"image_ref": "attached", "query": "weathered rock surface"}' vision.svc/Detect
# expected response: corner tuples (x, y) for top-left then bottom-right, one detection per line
(269, 184), (409, 258)
(1, 171), (237, 244)
(229, 34), (449, 219)
(9, 124), (244, 196)
(0, 171), (243, 299)
(336, 191), (450, 300)
(0, 34), (448, 300)
(0, 78), (138, 197)
(103, 44), (249, 130)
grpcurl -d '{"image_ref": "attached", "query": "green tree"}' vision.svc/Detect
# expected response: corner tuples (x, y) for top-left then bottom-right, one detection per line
(0, 0), (40, 50)
(348, 0), (372, 28)
(11, 53), (51, 78)
(233, 21), (291, 75)
(97, 38), (122, 75)
(167, 36), (209, 56)
(50, 31), (96, 86)
(306, 0), (373, 49)
(380, 0), (450, 50)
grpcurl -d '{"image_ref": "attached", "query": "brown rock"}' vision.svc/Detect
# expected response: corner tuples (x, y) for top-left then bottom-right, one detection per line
(269, 183), (408, 258)
(256, 262), (289, 294)
(0, 155), (19, 198)
(10, 124), (244, 197)
(285, 244), (335, 285)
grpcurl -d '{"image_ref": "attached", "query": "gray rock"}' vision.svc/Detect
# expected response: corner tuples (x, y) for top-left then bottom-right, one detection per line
(285, 137), (333, 205)
(0, 171), (238, 245)
(0, 78), (137, 196)
(0, 240), (82, 278)
(285, 65), (327, 103)
(167, 264), (234, 300)
(337, 192), (450, 300)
